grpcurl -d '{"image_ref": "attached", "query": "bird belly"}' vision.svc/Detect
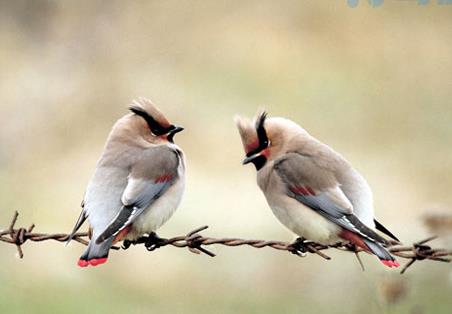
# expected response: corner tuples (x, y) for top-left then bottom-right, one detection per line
(128, 172), (185, 239)
(268, 197), (341, 245)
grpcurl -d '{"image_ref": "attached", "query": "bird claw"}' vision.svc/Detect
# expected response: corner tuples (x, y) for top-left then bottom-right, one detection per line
(288, 237), (309, 257)
(122, 240), (132, 250)
(144, 232), (166, 251)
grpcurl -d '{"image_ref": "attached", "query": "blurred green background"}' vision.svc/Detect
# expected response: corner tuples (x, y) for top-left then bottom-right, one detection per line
(1, 1), (451, 313)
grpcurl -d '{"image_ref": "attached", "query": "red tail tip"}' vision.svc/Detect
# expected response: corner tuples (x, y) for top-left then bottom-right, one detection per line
(77, 258), (108, 268)
(381, 260), (400, 268)
(77, 259), (89, 267)
(89, 258), (108, 266)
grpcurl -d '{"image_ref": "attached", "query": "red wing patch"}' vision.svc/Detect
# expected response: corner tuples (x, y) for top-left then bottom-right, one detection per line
(154, 174), (174, 184)
(291, 186), (316, 196)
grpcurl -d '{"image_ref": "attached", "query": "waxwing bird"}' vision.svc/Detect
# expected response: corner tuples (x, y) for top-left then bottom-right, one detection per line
(235, 111), (400, 268)
(68, 98), (185, 267)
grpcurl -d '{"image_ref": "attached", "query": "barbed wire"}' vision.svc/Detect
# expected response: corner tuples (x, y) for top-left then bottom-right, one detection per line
(1, 211), (451, 274)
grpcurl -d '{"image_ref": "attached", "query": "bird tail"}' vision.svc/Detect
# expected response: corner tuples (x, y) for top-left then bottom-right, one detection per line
(66, 208), (87, 246)
(339, 228), (400, 268)
(363, 239), (400, 268)
(77, 236), (114, 268)
(374, 219), (400, 243)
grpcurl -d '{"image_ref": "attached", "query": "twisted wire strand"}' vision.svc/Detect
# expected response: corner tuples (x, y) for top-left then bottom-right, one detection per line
(1, 211), (450, 274)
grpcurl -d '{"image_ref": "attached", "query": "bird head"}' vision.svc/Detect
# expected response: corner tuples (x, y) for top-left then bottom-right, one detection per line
(128, 98), (184, 144)
(235, 110), (306, 170)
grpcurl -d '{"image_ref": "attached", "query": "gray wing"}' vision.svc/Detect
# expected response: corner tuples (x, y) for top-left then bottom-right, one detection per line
(274, 152), (387, 244)
(96, 146), (180, 244)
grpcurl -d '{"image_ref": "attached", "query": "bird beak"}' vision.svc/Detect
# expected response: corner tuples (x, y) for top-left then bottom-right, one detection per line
(242, 153), (260, 165)
(167, 125), (184, 143)
(170, 126), (184, 134)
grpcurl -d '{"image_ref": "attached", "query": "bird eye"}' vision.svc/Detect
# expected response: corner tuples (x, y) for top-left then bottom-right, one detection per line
(149, 130), (157, 137)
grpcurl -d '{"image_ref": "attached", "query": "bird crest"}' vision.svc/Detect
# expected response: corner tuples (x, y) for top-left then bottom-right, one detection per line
(235, 109), (269, 155)
(129, 98), (172, 135)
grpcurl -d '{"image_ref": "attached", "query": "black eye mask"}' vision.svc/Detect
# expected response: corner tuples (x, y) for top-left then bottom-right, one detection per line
(246, 111), (269, 157)
(129, 106), (172, 136)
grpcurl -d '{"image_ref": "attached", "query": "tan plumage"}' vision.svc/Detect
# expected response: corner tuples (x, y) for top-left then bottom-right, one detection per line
(236, 112), (400, 267)
(69, 98), (185, 267)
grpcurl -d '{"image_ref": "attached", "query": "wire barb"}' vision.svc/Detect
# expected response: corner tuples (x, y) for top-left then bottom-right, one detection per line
(1, 211), (451, 274)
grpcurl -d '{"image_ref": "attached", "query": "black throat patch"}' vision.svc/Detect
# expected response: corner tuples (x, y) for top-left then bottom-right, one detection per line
(251, 155), (267, 171)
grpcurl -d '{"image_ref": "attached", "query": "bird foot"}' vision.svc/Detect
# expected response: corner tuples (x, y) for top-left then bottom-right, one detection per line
(288, 237), (309, 257)
(122, 239), (132, 250)
(121, 232), (166, 251)
(144, 232), (166, 251)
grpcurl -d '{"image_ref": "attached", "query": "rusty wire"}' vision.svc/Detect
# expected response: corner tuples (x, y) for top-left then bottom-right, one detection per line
(1, 211), (451, 274)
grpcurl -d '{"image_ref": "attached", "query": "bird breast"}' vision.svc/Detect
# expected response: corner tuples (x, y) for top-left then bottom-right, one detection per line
(127, 149), (186, 239)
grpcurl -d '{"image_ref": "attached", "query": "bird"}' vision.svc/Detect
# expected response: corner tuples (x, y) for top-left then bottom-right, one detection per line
(68, 98), (186, 267)
(235, 111), (400, 268)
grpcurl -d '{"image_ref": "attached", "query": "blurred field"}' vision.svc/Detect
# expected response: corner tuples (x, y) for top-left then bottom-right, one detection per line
(1, 1), (451, 313)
